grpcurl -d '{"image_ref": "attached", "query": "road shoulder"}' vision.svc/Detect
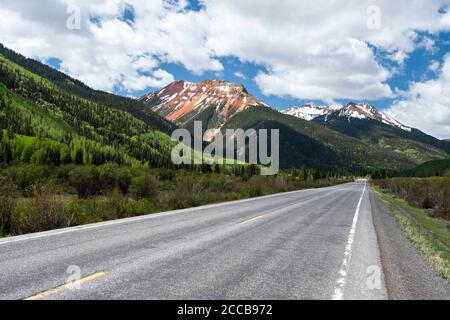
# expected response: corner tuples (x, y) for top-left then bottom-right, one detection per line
(369, 187), (450, 300)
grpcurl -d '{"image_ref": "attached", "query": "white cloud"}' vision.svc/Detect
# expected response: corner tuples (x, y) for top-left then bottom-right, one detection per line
(0, 0), (449, 104)
(0, 0), (220, 92)
(429, 60), (441, 72)
(418, 36), (438, 53)
(386, 55), (450, 139)
(202, 0), (450, 101)
(389, 50), (409, 65)
(233, 71), (246, 79)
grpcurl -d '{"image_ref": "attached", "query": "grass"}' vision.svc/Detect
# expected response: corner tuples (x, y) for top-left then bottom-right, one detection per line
(373, 185), (450, 283)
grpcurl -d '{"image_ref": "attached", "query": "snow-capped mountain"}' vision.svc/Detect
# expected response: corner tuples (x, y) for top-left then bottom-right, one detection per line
(282, 102), (411, 132)
(282, 104), (341, 121)
(139, 80), (269, 137)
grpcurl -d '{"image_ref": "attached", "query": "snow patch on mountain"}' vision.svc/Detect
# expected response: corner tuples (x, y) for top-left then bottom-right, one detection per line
(282, 102), (412, 132)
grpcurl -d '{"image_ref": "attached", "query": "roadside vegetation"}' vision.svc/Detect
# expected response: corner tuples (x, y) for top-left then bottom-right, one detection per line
(0, 163), (351, 237)
(373, 173), (450, 220)
(372, 175), (450, 283)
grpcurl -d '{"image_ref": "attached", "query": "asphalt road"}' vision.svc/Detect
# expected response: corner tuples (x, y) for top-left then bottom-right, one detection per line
(0, 181), (448, 300)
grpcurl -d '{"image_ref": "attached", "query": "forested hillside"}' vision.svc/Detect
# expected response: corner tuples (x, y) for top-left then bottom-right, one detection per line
(402, 159), (450, 177)
(0, 54), (175, 168)
(0, 44), (175, 134)
(223, 107), (442, 172)
(313, 114), (450, 159)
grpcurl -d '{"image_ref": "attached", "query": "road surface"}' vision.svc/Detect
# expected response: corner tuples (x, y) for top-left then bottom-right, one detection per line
(0, 181), (448, 300)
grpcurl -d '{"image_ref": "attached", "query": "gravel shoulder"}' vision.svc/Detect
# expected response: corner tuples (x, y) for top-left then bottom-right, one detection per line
(369, 187), (450, 300)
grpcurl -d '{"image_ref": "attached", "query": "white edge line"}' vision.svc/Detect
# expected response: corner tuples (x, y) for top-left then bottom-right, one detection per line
(0, 183), (352, 246)
(332, 182), (366, 300)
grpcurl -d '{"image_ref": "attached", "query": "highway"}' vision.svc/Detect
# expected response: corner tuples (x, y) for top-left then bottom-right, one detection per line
(0, 181), (448, 300)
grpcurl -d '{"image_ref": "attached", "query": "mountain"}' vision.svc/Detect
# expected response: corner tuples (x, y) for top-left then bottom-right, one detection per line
(139, 80), (269, 140)
(0, 43), (176, 135)
(282, 104), (341, 121)
(223, 106), (446, 172)
(0, 45), (176, 168)
(3, 40), (446, 174)
(282, 102), (411, 131)
(138, 80), (448, 172)
(282, 102), (450, 155)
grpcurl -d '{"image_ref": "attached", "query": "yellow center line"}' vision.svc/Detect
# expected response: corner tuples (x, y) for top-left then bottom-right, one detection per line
(24, 272), (106, 300)
(240, 215), (264, 225)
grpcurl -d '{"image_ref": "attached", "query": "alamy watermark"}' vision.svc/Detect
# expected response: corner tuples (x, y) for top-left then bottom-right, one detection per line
(366, 265), (382, 290)
(367, 5), (382, 30)
(66, 4), (81, 30)
(171, 121), (279, 176)
(66, 265), (82, 290)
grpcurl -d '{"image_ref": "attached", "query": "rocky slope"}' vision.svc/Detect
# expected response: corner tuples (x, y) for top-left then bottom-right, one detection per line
(140, 80), (269, 139)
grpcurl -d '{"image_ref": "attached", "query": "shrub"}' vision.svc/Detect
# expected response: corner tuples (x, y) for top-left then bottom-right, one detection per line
(21, 185), (67, 234)
(63, 199), (97, 226)
(0, 179), (18, 236)
(245, 176), (270, 197)
(116, 167), (134, 194)
(274, 176), (290, 192)
(168, 175), (200, 209)
(69, 165), (99, 198)
(98, 162), (119, 193)
(374, 176), (450, 220)
(7, 165), (51, 195)
(105, 188), (131, 219)
(156, 168), (175, 181)
(129, 174), (159, 199)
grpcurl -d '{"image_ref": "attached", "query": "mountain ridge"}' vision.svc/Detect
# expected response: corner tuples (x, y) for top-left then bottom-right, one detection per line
(140, 79), (270, 139)
(0, 43), (176, 135)
(1, 41), (447, 173)
(138, 78), (449, 170)
(282, 102), (411, 132)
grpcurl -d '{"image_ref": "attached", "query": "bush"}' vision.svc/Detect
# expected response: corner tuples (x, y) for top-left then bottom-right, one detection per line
(245, 176), (271, 197)
(105, 188), (131, 219)
(274, 176), (290, 192)
(116, 167), (134, 194)
(156, 168), (175, 181)
(98, 162), (119, 193)
(69, 165), (99, 198)
(21, 185), (68, 234)
(0, 179), (18, 236)
(374, 176), (450, 220)
(129, 174), (159, 199)
(7, 165), (51, 195)
(64, 199), (97, 226)
(168, 175), (199, 209)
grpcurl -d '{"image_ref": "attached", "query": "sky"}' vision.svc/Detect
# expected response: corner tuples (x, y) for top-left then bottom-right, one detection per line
(0, 0), (450, 138)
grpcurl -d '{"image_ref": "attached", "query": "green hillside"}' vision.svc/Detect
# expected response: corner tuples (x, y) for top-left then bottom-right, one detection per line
(314, 114), (450, 157)
(223, 107), (433, 172)
(404, 159), (450, 177)
(0, 53), (175, 168)
(0, 44), (176, 134)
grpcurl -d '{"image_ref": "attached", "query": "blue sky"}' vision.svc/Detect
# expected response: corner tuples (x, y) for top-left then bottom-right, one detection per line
(74, 2), (450, 111)
(1, 0), (450, 138)
(44, 31), (450, 111)
(105, 30), (450, 110)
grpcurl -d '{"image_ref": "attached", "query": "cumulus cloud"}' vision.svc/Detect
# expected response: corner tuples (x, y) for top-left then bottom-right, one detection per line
(202, 0), (450, 100)
(429, 60), (441, 73)
(233, 71), (246, 80)
(386, 54), (450, 139)
(389, 50), (409, 65)
(0, 0), (220, 92)
(0, 0), (449, 107)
